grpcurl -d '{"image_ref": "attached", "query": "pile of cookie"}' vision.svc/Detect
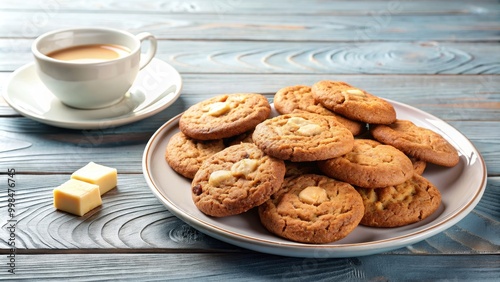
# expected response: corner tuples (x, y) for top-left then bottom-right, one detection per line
(165, 81), (459, 244)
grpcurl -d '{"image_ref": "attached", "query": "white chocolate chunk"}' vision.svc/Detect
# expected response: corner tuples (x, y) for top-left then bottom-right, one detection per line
(299, 186), (328, 205)
(230, 95), (247, 103)
(285, 117), (322, 136)
(53, 179), (102, 216)
(71, 162), (117, 195)
(296, 123), (322, 136)
(345, 89), (366, 97)
(207, 102), (231, 116)
(209, 170), (234, 186)
(231, 159), (259, 177)
(287, 117), (309, 126)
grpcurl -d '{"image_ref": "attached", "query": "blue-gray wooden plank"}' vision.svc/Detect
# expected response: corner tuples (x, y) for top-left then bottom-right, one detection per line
(3, 253), (499, 281)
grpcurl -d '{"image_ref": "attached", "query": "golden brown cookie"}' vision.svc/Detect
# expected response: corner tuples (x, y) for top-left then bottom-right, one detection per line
(179, 93), (271, 140)
(311, 81), (396, 125)
(191, 143), (285, 217)
(274, 85), (366, 135)
(370, 120), (459, 167)
(252, 112), (354, 162)
(224, 130), (254, 146)
(258, 174), (364, 243)
(165, 132), (226, 179)
(318, 139), (414, 188)
(356, 174), (442, 227)
(410, 157), (427, 175)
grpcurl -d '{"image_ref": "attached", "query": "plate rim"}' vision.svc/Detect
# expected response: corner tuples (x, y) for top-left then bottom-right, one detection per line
(2, 58), (182, 130)
(142, 99), (487, 258)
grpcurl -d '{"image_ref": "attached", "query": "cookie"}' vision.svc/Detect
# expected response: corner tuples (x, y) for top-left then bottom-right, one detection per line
(356, 174), (442, 227)
(370, 119), (459, 167)
(165, 132), (226, 179)
(410, 157), (427, 175)
(311, 80), (396, 124)
(191, 143), (285, 217)
(225, 130), (254, 146)
(318, 139), (414, 188)
(179, 93), (271, 140)
(252, 112), (354, 162)
(258, 174), (364, 243)
(274, 85), (365, 135)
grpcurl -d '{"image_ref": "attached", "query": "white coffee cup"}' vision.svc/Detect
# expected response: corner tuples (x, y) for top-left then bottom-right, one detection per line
(32, 27), (157, 109)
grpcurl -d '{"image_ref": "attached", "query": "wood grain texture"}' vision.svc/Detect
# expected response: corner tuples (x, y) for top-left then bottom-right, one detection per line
(1, 73), (499, 174)
(1, 11), (499, 41)
(1, 0), (499, 15)
(0, 174), (232, 251)
(2, 253), (499, 281)
(0, 174), (498, 255)
(2, 74), (499, 119)
(0, 0), (498, 279)
(2, 40), (499, 74)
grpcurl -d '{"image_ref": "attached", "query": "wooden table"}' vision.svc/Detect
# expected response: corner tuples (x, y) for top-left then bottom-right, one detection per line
(1, 0), (499, 280)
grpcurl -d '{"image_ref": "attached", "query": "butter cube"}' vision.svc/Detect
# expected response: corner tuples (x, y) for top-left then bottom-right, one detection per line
(53, 179), (102, 216)
(71, 162), (117, 195)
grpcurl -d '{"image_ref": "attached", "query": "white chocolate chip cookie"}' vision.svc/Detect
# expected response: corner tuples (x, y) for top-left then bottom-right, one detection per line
(191, 143), (286, 217)
(258, 174), (364, 243)
(179, 93), (271, 140)
(252, 112), (354, 162)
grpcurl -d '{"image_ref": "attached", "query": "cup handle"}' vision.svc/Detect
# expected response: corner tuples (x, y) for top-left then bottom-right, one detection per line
(135, 32), (157, 69)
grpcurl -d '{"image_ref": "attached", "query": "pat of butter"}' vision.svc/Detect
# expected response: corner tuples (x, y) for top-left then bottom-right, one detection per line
(71, 162), (117, 195)
(53, 179), (102, 216)
(207, 102), (231, 116)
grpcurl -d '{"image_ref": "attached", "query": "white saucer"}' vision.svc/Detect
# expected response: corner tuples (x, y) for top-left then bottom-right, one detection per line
(2, 58), (182, 130)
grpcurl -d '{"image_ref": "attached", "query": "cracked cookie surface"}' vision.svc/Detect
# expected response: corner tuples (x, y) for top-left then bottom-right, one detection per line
(410, 157), (427, 175)
(274, 85), (365, 135)
(191, 143), (285, 217)
(356, 174), (442, 227)
(318, 139), (414, 188)
(179, 93), (271, 140)
(370, 119), (459, 167)
(165, 132), (226, 179)
(311, 80), (396, 124)
(252, 112), (354, 162)
(258, 174), (364, 243)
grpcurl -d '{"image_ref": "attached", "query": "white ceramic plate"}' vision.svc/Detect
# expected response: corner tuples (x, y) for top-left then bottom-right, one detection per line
(142, 101), (487, 258)
(3, 58), (182, 130)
